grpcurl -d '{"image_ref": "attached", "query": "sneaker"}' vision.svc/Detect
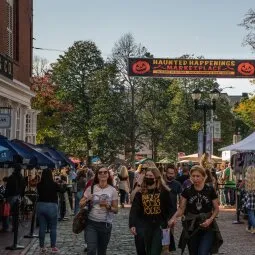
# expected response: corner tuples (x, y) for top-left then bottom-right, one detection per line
(246, 227), (251, 232)
(40, 248), (47, 254)
(83, 243), (88, 252)
(250, 227), (255, 234)
(51, 247), (60, 253)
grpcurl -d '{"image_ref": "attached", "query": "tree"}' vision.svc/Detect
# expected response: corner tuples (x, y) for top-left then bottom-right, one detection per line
(111, 33), (151, 161)
(51, 41), (127, 162)
(51, 41), (104, 161)
(31, 56), (69, 146)
(234, 95), (255, 130)
(239, 8), (255, 52)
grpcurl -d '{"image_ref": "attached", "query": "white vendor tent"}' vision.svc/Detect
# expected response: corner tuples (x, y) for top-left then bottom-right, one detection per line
(179, 153), (222, 162)
(219, 132), (255, 152)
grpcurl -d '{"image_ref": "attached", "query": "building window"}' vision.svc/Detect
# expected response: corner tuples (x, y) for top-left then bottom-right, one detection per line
(0, 105), (11, 138)
(13, 0), (19, 61)
(26, 114), (31, 134)
(6, 0), (14, 58)
(16, 108), (20, 139)
(25, 136), (31, 143)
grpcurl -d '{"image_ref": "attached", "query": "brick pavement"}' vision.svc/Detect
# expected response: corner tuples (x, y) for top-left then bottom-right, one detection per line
(3, 207), (255, 255)
(0, 218), (35, 255)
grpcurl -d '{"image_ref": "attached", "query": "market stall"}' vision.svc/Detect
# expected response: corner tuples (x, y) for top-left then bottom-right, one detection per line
(179, 153), (222, 163)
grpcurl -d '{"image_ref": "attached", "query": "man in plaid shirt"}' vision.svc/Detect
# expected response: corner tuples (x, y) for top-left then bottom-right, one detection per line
(243, 191), (255, 233)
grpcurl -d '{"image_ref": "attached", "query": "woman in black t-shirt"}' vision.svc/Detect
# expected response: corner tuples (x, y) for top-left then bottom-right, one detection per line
(129, 167), (175, 255)
(168, 165), (222, 255)
(36, 170), (64, 254)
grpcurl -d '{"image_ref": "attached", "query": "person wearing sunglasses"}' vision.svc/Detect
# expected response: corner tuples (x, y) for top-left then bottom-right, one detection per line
(80, 167), (118, 255)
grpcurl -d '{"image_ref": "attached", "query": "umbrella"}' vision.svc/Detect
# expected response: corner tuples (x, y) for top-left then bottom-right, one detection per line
(0, 135), (37, 168)
(57, 151), (76, 168)
(34, 144), (70, 168)
(11, 139), (57, 170)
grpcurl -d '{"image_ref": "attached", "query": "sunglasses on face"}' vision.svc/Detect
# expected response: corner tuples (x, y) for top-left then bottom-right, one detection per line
(98, 171), (108, 175)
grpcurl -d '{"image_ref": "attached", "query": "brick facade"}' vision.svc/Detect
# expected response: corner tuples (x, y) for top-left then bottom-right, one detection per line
(0, 0), (33, 86)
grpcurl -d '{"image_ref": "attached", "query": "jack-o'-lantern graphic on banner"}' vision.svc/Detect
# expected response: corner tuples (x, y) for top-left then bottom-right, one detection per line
(128, 58), (255, 78)
(237, 62), (255, 76)
(132, 60), (151, 75)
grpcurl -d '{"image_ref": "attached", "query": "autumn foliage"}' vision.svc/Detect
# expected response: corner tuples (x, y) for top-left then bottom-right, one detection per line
(31, 74), (73, 113)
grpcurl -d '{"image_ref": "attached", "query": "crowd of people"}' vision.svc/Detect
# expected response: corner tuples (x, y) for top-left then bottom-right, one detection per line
(1, 154), (252, 254)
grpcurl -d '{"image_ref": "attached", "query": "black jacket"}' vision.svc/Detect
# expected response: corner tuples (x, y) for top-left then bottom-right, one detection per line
(129, 188), (175, 229)
(178, 212), (223, 254)
(5, 172), (25, 198)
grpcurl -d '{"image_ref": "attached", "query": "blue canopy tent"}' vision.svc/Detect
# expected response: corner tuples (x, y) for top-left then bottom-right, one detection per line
(0, 135), (37, 168)
(35, 144), (74, 168)
(11, 139), (57, 170)
(56, 151), (75, 169)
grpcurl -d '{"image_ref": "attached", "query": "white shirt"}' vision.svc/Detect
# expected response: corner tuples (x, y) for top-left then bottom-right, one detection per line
(84, 184), (118, 223)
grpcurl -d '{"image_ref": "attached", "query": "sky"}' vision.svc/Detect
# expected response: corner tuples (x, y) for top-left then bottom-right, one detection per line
(33, 0), (255, 96)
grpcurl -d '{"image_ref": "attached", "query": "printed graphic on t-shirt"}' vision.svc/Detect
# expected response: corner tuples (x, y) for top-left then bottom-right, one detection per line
(188, 192), (210, 211)
(84, 185), (118, 223)
(142, 193), (161, 215)
(182, 185), (217, 214)
(93, 193), (110, 208)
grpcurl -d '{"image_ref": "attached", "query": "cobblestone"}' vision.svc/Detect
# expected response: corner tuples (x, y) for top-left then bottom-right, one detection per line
(19, 208), (255, 254)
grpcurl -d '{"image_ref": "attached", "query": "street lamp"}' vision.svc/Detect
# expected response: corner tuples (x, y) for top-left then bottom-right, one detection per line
(192, 88), (220, 154)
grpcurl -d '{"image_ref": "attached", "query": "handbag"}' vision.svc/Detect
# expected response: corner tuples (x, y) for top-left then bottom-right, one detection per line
(72, 184), (94, 234)
(2, 202), (11, 217)
(72, 207), (89, 234)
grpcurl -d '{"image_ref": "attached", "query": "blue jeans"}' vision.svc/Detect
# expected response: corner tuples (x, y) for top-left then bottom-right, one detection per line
(188, 229), (214, 255)
(247, 209), (255, 228)
(36, 202), (58, 248)
(85, 220), (112, 255)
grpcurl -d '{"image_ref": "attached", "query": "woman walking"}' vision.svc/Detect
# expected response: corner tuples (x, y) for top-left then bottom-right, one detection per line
(168, 165), (223, 255)
(80, 167), (118, 255)
(37, 169), (64, 254)
(129, 167), (175, 255)
(74, 169), (87, 215)
(117, 166), (130, 208)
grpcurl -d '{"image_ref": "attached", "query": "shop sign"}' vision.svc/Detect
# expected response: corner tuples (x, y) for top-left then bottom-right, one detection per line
(0, 113), (11, 128)
(0, 53), (13, 80)
(128, 58), (255, 78)
(213, 121), (221, 142)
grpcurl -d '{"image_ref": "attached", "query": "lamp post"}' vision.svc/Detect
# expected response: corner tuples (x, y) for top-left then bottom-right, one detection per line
(192, 88), (220, 154)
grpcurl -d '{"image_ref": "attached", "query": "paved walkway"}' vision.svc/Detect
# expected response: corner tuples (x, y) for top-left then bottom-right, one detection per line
(1, 207), (255, 254)
(0, 217), (34, 255)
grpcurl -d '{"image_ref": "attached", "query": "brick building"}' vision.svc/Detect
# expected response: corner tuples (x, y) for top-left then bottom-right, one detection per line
(0, 0), (37, 143)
